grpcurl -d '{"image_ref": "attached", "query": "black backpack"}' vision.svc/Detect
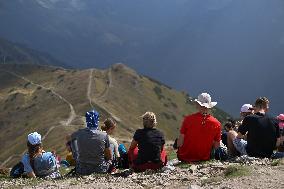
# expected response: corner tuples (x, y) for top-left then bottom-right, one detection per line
(215, 147), (229, 161)
(10, 162), (24, 178)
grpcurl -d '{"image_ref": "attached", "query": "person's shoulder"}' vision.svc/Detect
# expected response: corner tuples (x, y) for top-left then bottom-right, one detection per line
(71, 128), (85, 137)
(153, 128), (164, 135)
(183, 113), (199, 122)
(208, 115), (221, 126)
(135, 128), (144, 134)
(21, 153), (29, 163)
(228, 130), (238, 137)
(187, 112), (200, 118)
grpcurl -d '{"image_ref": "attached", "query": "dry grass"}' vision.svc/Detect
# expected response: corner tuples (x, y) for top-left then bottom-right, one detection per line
(0, 64), (230, 168)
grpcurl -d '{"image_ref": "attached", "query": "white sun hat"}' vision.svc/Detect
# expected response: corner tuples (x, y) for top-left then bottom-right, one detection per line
(240, 104), (253, 113)
(194, 93), (217, 109)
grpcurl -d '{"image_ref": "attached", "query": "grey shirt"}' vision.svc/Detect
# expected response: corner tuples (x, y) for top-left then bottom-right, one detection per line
(71, 128), (110, 174)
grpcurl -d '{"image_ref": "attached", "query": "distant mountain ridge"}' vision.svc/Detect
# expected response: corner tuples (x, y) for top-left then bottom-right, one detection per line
(1, 0), (283, 116)
(0, 63), (229, 167)
(0, 38), (67, 67)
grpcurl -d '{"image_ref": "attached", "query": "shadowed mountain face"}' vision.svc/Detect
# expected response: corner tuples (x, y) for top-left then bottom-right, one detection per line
(0, 63), (229, 167)
(0, 0), (284, 116)
(0, 38), (67, 67)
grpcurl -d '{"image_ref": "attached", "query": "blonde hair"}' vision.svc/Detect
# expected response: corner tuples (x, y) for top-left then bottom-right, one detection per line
(142, 112), (157, 128)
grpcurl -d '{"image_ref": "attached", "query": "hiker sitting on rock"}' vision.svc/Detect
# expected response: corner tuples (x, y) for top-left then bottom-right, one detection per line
(60, 135), (75, 167)
(101, 118), (121, 168)
(128, 112), (167, 172)
(176, 92), (221, 162)
(222, 120), (240, 158)
(21, 132), (60, 178)
(71, 109), (113, 175)
(234, 97), (284, 158)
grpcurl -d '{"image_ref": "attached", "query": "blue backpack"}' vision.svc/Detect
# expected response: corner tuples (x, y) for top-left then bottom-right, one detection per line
(33, 152), (58, 177)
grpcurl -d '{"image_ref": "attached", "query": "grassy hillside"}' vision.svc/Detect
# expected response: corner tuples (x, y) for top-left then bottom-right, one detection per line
(0, 63), (230, 167)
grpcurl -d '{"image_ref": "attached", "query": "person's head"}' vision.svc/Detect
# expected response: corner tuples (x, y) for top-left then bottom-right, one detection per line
(27, 132), (43, 167)
(102, 118), (116, 134)
(194, 92), (217, 114)
(85, 109), (99, 129)
(224, 120), (236, 131)
(277, 114), (284, 130)
(142, 112), (157, 129)
(254, 97), (269, 113)
(240, 104), (254, 118)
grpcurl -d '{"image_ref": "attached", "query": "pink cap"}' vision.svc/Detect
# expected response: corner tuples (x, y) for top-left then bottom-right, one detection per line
(277, 114), (284, 129)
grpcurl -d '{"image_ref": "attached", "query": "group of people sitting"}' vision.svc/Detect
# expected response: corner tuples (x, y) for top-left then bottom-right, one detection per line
(12, 92), (284, 178)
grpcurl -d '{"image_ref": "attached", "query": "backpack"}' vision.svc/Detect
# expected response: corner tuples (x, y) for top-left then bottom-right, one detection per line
(10, 162), (24, 178)
(215, 146), (228, 161)
(33, 152), (58, 177)
(117, 144), (129, 169)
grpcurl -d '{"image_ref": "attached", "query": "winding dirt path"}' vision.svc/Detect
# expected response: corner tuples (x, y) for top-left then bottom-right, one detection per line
(90, 69), (121, 122)
(96, 69), (113, 100)
(0, 69), (76, 126)
(87, 69), (94, 108)
(0, 69), (77, 167)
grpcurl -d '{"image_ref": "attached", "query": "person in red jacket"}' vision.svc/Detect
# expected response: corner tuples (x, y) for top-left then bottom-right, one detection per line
(177, 92), (221, 162)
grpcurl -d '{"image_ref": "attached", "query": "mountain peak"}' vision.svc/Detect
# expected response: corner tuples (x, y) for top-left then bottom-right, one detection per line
(111, 63), (137, 75)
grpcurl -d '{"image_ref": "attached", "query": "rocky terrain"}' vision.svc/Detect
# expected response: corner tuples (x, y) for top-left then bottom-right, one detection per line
(1, 156), (283, 189)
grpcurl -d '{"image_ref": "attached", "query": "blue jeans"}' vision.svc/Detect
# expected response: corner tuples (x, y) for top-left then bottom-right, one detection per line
(233, 138), (248, 155)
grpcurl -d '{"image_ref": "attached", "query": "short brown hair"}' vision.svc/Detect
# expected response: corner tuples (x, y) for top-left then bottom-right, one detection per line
(102, 118), (116, 131)
(255, 97), (269, 109)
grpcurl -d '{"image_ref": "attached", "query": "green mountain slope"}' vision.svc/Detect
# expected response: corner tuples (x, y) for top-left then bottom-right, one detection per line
(0, 63), (230, 167)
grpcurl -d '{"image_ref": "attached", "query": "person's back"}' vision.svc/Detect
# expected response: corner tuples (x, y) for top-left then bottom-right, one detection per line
(134, 128), (165, 164)
(223, 120), (240, 157)
(226, 130), (239, 157)
(71, 128), (108, 167)
(128, 112), (167, 172)
(239, 112), (278, 158)
(27, 152), (58, 177)
(178, 112), (221, 162)
(71, 110), (112, 175)
(21, 132), (60, 179)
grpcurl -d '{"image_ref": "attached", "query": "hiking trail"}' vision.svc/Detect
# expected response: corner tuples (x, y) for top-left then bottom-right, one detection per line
(0, 69), (76, 126)
(86, 68), (122, 123)
(87, 69), (94, 108)
(0, 69), (77, 167)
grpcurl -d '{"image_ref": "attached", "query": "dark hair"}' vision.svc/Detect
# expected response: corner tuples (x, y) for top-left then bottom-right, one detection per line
(27, 142), (42, 171)
(102, 118), (116, 131)
(224, 119), (236, 130)
(255, 97), (269, 109)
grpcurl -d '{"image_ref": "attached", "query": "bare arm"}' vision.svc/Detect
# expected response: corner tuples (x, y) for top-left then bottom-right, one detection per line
(177, 134), (184, 148)
(26, 171), (36, 178)
(129, 140), (138, 150)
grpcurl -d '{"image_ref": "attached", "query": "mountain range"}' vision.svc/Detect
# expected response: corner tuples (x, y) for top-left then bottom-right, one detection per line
(0, 0), (283, 115)
(0, 63), (229, 167)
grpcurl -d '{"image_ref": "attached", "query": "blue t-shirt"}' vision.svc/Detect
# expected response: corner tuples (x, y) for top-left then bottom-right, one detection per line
(21, 152), (57, 177)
